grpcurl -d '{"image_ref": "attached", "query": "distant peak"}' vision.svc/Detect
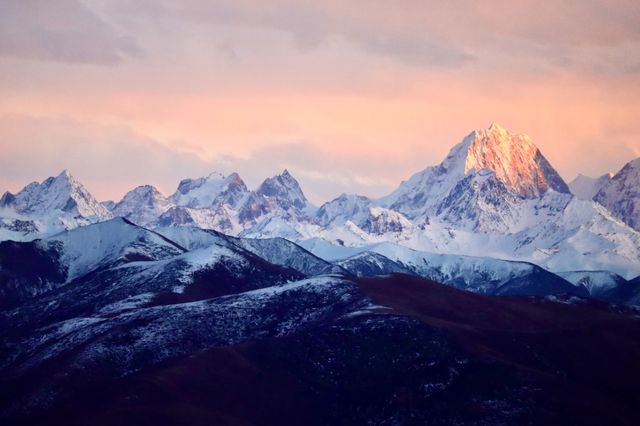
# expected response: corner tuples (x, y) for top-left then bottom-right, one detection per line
(257, 169), (308, 209)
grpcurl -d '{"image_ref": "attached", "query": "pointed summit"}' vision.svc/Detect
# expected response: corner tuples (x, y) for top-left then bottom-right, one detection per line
(451, 123), (570, 198)
(382, 124), (572, 232)
(0, 170), (111, 219)
(113, 185), (173, 227)
(57, 169), (73, 179)
(257, 170), (308, 211)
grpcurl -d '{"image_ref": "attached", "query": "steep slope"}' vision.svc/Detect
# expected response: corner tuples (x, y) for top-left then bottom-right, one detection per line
(44, 217), (186, 281)
(256, 169), (310, 212)
(594, 158), (640, 231)
(0, 218), (185, 309)
(0, 215), (40, 242)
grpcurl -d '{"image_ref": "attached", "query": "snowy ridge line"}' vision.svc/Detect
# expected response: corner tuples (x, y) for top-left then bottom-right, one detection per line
(1, 123), (639, 278)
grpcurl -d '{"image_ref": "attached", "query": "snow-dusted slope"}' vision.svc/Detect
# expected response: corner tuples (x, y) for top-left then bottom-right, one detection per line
(42, 217), (186, 282)
(0, 218), (308, 318)
(557, 270), (640, 305)
(335, 251), (416, 277)
(155, 226), (343, 276)
(557, 271), (627, 295)
(594, 158), (640, 231)
(0, 218), (186, 309)
(303, 240), (582, 297)
(0, 275), (367, 416)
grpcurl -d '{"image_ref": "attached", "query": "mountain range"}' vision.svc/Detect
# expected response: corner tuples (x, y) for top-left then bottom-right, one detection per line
(2, 123), (640, 425)
(2, 123), (639, 278)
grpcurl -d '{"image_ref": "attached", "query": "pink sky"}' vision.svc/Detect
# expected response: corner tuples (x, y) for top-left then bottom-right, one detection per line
(1, 0), (639, 204)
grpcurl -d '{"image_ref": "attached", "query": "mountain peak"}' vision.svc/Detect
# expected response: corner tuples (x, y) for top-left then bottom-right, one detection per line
(1, 170), (111, 219)
(454, 124), (569, 198)
(57, 169), (73, 179)
(172, 172), (249, 209)
(113, 185), (172, 226)
(257, 170), (308, 210)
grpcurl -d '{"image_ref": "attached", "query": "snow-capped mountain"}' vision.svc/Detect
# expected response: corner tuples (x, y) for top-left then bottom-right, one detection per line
(380, 123), (570, 230)
(315, 193), (373, 226)
(171, 172), (249, 209)
(569, 173), (613, 200)
(314, 194), (412, 235)
(114, 170), (315, 234)
(111, 185), (173, 226)
(0, 170), (113, 240)
(256, 169), (310, 212)
(0, 170), (111, 219)
(594, 158), (640, 231)
(0, 170), (112, 220)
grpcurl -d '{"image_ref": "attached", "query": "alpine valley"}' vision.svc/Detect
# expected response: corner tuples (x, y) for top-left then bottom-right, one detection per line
(2, 124), (640, 426)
